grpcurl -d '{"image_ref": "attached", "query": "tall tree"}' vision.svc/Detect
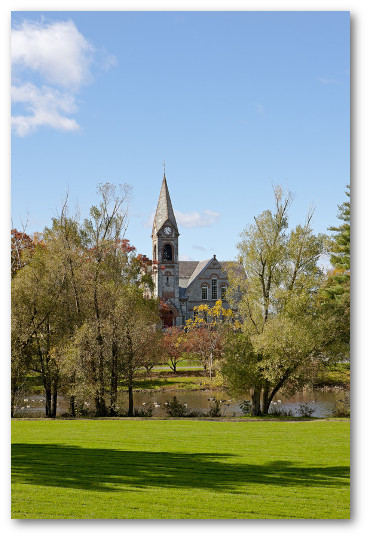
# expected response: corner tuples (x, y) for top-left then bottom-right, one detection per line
(81, 182), (132, 415)
(114, 287), (160, 416)
(222, 186), (333, 415)
(11, 234), (77, 417)
(320, 185), (350, 353)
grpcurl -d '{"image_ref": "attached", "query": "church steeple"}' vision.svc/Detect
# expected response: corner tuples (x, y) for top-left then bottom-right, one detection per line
(152, 173), (178, 235)
(152, 172), (181, 327)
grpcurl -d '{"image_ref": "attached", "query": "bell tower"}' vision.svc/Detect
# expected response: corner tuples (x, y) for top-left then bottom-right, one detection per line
(152, 172), (180, 326)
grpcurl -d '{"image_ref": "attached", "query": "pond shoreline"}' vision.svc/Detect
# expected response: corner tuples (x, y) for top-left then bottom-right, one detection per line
(11, 415), (350, 422)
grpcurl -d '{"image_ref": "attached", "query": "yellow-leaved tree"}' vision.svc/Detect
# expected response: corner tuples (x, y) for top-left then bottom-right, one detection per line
(185, 300), (234, 379)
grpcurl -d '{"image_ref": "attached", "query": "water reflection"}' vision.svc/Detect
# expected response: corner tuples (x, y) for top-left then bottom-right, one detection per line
(13, 387), (349, 418)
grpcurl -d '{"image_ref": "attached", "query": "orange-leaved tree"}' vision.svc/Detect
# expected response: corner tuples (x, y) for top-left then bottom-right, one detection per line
(161, 326), (187, 372)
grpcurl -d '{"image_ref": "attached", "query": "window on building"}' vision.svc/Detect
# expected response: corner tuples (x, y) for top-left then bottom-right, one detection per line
(163, 244), (172, 261)
(211, 278), (217, 300)
(165, 271), (171, 286)
(221, 285), (227, 300)
(202, 285), (208, 300)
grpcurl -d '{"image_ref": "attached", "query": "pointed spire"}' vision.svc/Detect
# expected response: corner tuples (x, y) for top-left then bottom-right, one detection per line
(153, 173), (178, 234)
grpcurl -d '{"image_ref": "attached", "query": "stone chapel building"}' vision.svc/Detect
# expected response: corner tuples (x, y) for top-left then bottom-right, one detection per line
(152, 174), (234, 327)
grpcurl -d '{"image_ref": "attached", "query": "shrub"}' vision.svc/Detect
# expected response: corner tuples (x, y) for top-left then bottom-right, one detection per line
(332, 395), (350, 417)
(298, 403), (314, 417)
(268, 406), (293, 417)
(134, 405), (154, 417)
(239, 400), (252, 415)
(164, 396), (188, 417)
(208, 399), (221, 417)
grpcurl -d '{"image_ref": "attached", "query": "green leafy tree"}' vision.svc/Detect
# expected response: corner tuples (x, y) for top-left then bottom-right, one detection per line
(11, 234), (79, 417)
(114, 287), (160, 416)
(11, 183), (158, 418)
(222, 186), (334, 415)
(81, 183), (131, 415)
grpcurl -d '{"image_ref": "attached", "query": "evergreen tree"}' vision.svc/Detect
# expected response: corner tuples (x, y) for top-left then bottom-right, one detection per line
(319, 185), (350, 353)
(324, 185), (350, 303)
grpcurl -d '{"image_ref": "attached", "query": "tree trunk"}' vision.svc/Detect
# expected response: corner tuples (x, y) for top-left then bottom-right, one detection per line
(110, 338), (118, 416)
(128, 384), (134, 417)
(11, 389), (15, 418)
(69, 395), (76, 417)
(168, 358), (177, 372)
(94, 282), (107, 417)
(250, 386), (262, 416)
(51, 382), (58, 418)
(45, 385), (52, 417)
(261, 381), (270, 415)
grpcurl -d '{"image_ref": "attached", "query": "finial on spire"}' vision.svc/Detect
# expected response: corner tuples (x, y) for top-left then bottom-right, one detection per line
(163, 160), (166, 178)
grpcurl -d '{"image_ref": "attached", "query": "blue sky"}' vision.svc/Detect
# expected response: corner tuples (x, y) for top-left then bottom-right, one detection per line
(11, 10), (350, 262)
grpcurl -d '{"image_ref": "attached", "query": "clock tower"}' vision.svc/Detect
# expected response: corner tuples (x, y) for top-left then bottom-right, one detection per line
(152, 173), (181, 326)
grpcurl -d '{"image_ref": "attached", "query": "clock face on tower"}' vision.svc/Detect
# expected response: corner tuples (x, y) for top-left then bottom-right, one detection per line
(164, 226), (172, 236)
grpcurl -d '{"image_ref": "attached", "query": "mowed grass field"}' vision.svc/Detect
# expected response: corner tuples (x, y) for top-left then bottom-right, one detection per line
(11, 418), (350, 519)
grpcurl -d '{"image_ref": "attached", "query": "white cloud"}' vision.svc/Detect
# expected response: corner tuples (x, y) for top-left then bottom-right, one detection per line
(175, 209), (221, 228)
(179, 254), (195, 261)
(11, 19), (116, 136)
(11, 20), (94, 90)
(11, 83), (80, 136)
(192, 245), (207, 251)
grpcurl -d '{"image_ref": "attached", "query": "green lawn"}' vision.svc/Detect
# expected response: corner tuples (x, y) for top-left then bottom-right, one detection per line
(11, 418), (350, 519)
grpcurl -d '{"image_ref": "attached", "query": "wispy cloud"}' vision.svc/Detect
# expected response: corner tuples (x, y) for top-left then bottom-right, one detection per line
(175, 209), (221, 228)
(317, 77), (340, 85)
(192, 245), (207, 251)
(11, 19), (116, 136)
(11, 83), (80, 136)
(253, 101), (265, 115)
(144, 209), (221, 229)
(143, 211), (155, 228)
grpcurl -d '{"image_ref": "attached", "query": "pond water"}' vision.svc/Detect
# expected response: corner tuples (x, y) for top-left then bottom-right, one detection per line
(13, 386), (349, 418)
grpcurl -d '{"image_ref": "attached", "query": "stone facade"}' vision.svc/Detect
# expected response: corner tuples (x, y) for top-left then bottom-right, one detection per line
(152, 174), (234, 327)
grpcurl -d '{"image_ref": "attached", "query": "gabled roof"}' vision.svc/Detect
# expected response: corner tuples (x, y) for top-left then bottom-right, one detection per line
(186, 259), (212, 288)
(177, 258), (244, 295)
(178, 261), (199, 279)
(152, 174), (178, 234)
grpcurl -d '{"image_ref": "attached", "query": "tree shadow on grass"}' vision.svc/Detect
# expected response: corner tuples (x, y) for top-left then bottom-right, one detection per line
(12, 443), (350, 493)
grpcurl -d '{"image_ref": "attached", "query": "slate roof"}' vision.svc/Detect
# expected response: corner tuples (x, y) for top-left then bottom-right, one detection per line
(153, 174), (178, 233)
(178, 259), (240, 294)
(178, 261), (198, 278)
(186, 259), (212, 288)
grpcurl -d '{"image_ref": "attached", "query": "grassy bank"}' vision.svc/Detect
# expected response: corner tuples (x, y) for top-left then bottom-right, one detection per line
(12, 418), (350, 519)
(21, 362), (350, 396)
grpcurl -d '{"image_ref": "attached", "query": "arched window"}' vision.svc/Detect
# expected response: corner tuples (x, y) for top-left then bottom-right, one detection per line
(153, 244), (157, 261)
(221, 285), (227, 300)
(163, 244), (173, 261)
(211, 278), (217, 300)
(165, 271), (171, 286)
(202, 285), (208, 300)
